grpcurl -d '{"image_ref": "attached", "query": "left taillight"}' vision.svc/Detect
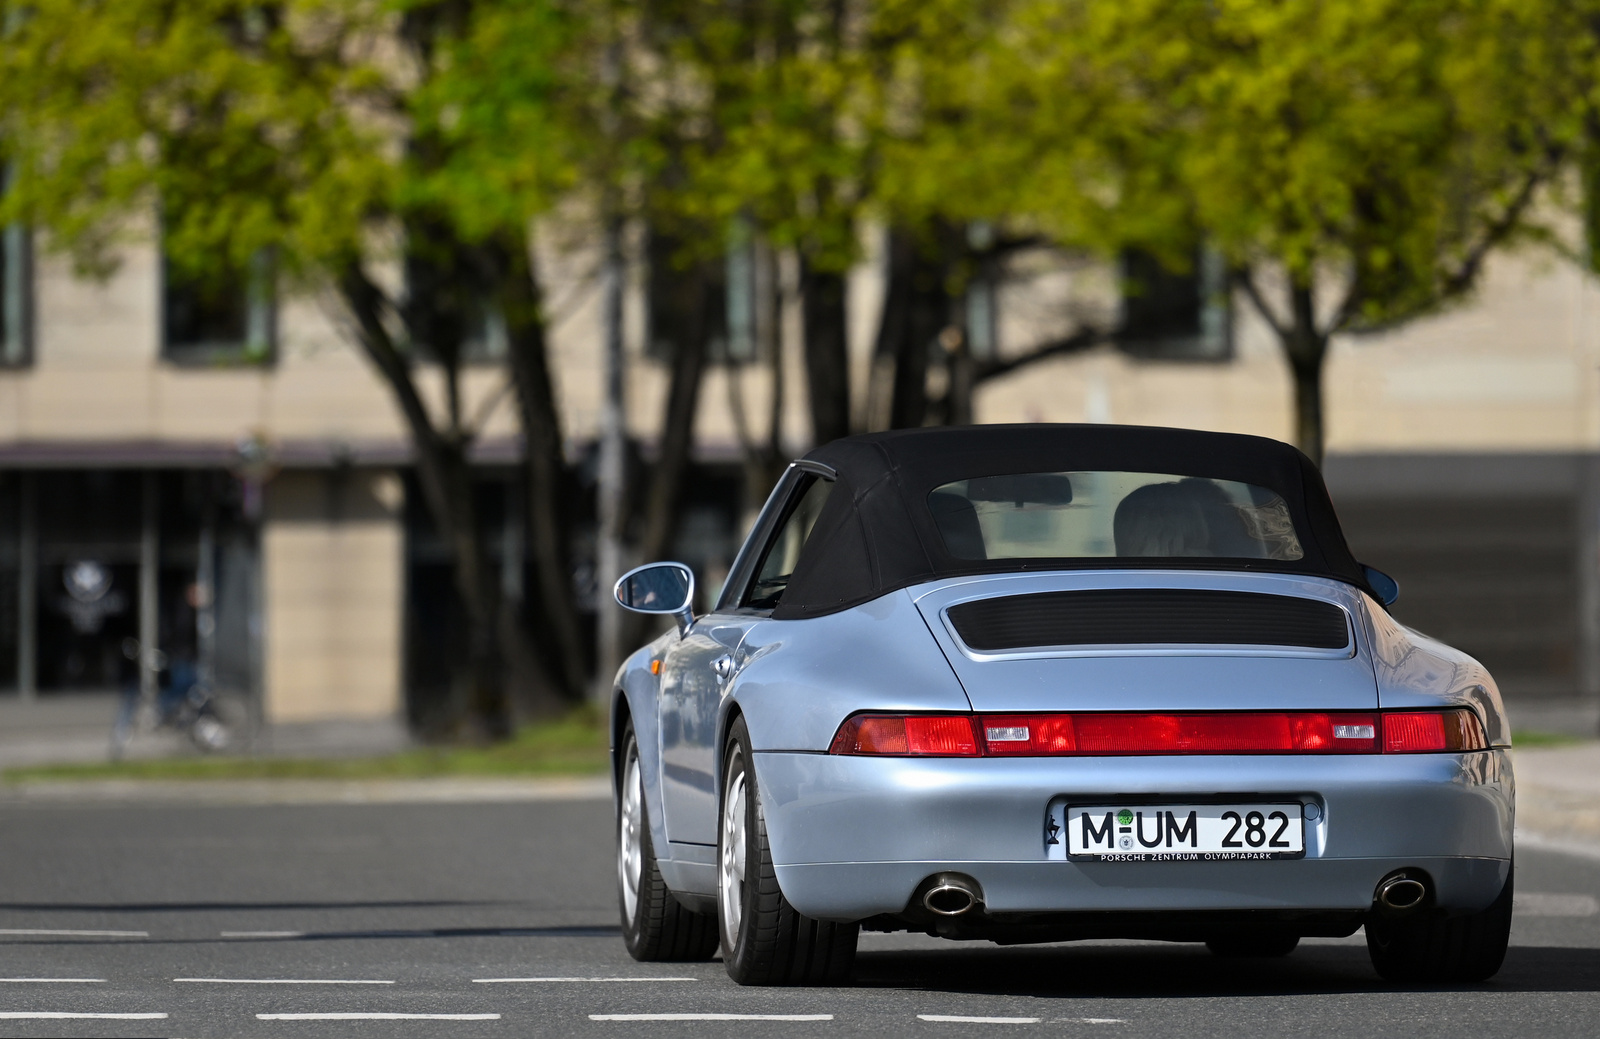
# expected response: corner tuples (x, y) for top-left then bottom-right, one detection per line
(827, 715), (980, 756)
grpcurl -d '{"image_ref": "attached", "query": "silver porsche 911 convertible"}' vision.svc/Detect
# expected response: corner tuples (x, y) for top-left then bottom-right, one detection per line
(609, 424), (1514, 987)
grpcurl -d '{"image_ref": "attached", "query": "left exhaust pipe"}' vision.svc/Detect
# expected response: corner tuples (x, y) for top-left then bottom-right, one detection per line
(1374, 871), (1430, 914)
(921, 873), (983, 916)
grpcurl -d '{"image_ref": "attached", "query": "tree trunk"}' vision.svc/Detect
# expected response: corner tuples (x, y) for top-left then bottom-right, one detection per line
(1284, 281), (1328, 468)
(337, 259), (512, 738)
(869, 227), (953, 431)
(800, 259), (850, 445)
(639, 260), (712, 565)
(492, 233), (589, 709)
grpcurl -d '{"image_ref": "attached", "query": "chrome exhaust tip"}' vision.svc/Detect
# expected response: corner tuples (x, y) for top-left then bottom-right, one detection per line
(921, 873), (983, 916)
(1376, 874), (1429, 913)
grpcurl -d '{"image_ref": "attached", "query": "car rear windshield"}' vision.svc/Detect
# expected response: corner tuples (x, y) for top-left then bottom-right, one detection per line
(929, 471), (1304, 561)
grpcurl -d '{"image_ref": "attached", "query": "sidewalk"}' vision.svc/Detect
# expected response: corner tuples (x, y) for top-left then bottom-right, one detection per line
(0, 692), (410, 770)
(1515, 740), (1600, 859)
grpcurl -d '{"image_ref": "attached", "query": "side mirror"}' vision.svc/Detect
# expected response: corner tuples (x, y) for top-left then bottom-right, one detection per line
(614, 562), (696, 636)
(1362, 564), (1399, 607)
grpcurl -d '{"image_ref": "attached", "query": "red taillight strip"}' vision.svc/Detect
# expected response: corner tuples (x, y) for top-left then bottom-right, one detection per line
(828, 709), (1486, 757)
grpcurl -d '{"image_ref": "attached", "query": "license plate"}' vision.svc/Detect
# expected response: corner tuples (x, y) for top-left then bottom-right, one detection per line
(1048, 802), (1305, 861)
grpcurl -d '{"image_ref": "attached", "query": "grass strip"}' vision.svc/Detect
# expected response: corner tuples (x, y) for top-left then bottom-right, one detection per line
(1510, 730), (1588, 749)
(2, 709), (609, 783)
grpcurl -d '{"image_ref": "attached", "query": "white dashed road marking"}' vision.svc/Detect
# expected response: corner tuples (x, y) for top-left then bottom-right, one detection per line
(1054, 1019), (1127, 1025)
(919, 1015), (1041, 1024)
(590, 1014), (833, 1022)
(176, 978), (395, 984)
(0, 1012), (167, 1020)
(1516, 893), (1599, 917)
(474, 976), (697, 983)
(257, 1013), (500, 1021)
(0, 978), (105, 983)
(0, 928), (147, 937)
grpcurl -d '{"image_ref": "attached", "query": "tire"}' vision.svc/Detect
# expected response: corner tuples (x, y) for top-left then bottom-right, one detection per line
(1366, 863), (1513, 983)
(1205, 933), (1300, 958)
(617, 723), (718, 962)
(718, 716), (858, 986)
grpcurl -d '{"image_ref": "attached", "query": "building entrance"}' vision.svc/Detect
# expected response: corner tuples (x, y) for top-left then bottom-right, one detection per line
(0, 469), (260, 713)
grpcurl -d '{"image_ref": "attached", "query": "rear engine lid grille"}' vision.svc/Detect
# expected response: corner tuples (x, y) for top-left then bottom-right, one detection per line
(945, 589), (1350, 652)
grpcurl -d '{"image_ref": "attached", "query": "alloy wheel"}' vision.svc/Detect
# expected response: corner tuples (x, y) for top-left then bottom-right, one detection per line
(719, 760), (747, 947)
(619, 749), (644, 923)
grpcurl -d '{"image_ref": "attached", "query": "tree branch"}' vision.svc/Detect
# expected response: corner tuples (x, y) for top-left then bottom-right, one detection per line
(971, 326), (1114, 385)
(1236, 268), (1290, 341)
(336, 261), (445, 454)
(1437, 162), (1552, 302)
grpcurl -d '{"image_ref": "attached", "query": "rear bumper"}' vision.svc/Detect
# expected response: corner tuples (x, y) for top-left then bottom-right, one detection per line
(753, 749), (1513, 922)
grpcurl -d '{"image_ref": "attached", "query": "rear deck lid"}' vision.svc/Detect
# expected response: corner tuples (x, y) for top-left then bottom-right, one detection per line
(914, 572), (1378, 713)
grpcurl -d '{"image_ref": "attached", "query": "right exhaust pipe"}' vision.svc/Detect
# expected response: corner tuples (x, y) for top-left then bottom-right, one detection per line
(1375, 871), (1430, 913)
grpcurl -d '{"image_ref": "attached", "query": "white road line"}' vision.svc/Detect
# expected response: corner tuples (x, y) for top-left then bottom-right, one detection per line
(257, 1013), (500, 1021)
(220, 930), (305, 938)
(590, 1014), (833, 1022)
(0, 928), (148, 938)
(1515, 893), (1600, 917)
(474, 977), (697, 983)
(1054, 1019), (1127, 1025)
(0, 978), (105, 983)
(0, 1012), (167, 1020)
(176, 978), (395, 985)
(919, 1015), (1040, 1024)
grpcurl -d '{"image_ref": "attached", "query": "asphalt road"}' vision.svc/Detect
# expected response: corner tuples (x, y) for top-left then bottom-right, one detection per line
(0, 794), (1595, 1039)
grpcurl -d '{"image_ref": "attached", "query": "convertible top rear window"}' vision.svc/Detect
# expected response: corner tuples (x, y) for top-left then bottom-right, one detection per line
(930, 471), (1304, 562)
(759, 424), (1370, 620)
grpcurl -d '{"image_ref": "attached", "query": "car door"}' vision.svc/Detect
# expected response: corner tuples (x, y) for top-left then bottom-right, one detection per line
(657, 465), (835, 848)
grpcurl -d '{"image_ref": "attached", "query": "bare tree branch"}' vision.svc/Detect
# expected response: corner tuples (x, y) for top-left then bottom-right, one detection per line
(971, 326), (1115, 385)
(1236, 268), (1290, 341)
(1436, 162), (1553, 301)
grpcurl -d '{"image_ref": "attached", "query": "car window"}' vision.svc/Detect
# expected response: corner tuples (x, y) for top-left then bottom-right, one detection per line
(743, 476), (833, 610)
(930, 470), (1303, 561)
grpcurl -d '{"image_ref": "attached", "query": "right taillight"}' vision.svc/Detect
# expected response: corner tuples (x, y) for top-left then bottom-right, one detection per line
(1382, 708), (1487, 753)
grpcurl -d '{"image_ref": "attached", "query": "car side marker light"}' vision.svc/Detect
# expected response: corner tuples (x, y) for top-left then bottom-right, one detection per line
(829, 709), (1485, 757)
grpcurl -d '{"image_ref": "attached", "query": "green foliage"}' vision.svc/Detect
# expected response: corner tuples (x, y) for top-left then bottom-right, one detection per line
(0, 0), (586, 283)
(890, 0), (1599, 331)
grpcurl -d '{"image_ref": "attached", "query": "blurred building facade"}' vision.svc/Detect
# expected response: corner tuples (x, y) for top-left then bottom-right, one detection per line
(1, 220), (1598, 730)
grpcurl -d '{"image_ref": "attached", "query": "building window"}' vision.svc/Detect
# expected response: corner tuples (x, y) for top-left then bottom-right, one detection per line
(1116, 246), (1232, 362)
(161, 217), (275, 365)
(0, 168), (31, 368)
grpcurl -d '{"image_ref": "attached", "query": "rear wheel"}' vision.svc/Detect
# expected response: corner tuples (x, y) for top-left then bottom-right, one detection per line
(1205, 933), (1300, 958)
(1366, 863), (1513, 982)
(719, 716), (858, 986)
(617, 723), (718, 962)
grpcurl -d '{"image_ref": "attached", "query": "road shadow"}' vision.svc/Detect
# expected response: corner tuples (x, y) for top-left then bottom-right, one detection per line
(852, 942), (1600, 997)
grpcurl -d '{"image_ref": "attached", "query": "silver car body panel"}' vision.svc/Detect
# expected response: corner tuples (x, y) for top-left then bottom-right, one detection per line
(755, 749), (1513, 920)
(610, 567), (1515, 914)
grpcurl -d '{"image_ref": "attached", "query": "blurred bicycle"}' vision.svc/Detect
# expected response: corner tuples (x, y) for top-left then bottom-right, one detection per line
(110, 642), (232, 758)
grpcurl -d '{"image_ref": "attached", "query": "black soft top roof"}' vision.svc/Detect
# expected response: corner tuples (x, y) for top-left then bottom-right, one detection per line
(772, 423), (1370, 620)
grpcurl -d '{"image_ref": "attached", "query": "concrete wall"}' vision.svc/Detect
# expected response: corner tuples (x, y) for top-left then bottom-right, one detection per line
(261, 469), (403, 723)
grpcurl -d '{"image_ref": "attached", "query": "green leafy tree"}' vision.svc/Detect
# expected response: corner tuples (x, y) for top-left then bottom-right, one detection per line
(875, 0), (1600, 463)
(0, 0), (595, 730)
